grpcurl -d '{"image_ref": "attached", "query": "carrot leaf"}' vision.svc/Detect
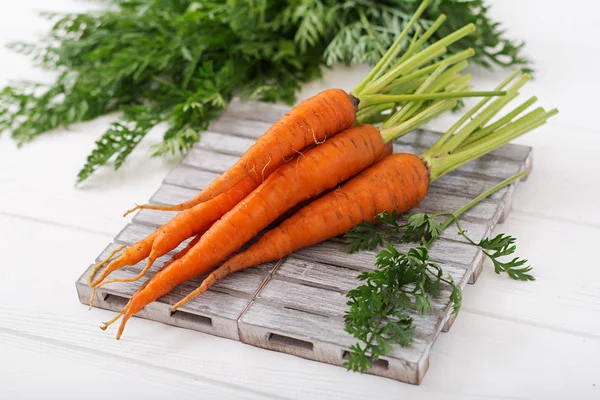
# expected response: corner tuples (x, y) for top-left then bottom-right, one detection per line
(344, 242), (459, 373)
(458, 229), (535, 281)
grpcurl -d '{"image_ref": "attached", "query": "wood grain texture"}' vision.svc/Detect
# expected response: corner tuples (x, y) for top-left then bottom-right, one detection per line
(75, 100), (532, 384)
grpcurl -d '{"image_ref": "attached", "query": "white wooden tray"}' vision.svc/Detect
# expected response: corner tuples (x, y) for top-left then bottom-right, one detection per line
(76, 98), (532, 384)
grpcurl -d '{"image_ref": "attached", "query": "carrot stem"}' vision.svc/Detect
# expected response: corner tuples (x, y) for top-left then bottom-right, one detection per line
(430, 171), (528, 246)
(404, 25), (423, 58)
(385, 48), (475, 94)
(382, 61), (452, 126)
(460, 96), (538, 147)
(391, 14), (447, 69)
(362, 23), (475, 96)
(428, 107), (558, 181)
(351, 0), (431, 95)
(436, 74), (531, 154)
(359, 90), (506, 108)
(380, 99), (458, 143)
(426, 69), (522, 155)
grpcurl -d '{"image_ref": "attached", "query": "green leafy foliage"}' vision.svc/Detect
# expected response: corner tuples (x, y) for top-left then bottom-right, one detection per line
(1, 0), (530, 183)
(401, 213), (443, 243)
(462, 231), (534, 281)
(320, 0), (531, 71)
(344, 243), (461, 372)
(345, 210), (401, 252)
(344, 207), (532, 372)
(344, 211), (443, 252)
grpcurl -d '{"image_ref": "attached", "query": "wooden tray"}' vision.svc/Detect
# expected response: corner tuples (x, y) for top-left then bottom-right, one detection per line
(76, 98), (532, 384)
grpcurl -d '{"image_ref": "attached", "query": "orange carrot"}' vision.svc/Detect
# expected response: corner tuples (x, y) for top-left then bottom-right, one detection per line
(123, 89), (358, 216)
(173, 154), (429, 308)
(162, 232), (202, 267)
(91, 176), (257, 287)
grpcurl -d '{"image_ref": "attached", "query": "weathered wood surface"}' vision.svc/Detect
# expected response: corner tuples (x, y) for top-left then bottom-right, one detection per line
(76, 98), (532, 384)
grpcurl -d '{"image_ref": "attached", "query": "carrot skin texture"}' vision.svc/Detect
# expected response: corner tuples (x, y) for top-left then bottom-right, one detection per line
(239, 153), (429, 262)
(126, 89), (358, 214)
(176, 153), (430, 305)
(270, 141), (393, 227)
(118, 124), (388, 328)
(162, 232), (202, 268)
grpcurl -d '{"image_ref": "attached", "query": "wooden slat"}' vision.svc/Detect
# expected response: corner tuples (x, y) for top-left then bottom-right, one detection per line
(164, 165), (218, 191)
(198, 131), (254, 156)
(210, 116), (272, 139)
(274, 257), (469, 294)
(133, 208), (178, 227)
(224, 97), (290, 123)
(150, 184), (198, 205)
(181, 149), (238, 173)
(76, 270), (256, 341)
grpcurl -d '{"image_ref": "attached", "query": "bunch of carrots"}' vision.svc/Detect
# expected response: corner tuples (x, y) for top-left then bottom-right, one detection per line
(88, 0), (556, 340)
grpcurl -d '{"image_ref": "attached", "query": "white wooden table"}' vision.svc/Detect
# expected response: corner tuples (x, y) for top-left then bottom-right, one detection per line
(1, 1), (599, 399)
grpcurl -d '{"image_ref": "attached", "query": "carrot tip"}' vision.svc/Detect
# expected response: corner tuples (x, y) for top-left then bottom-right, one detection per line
(123, 204), (141, 217)
(115, 314), (131, 340)
(170, 304), (181, 313)
(89, 244), (126, 287)
(88, 287), (96, 310)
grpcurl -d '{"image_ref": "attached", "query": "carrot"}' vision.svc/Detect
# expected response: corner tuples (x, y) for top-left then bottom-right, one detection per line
(172, 71), (558, 310)
(162, 232), (202, 267)
(103, 52), (490, 288)
(87, 244), (127, 288)
(90, 176), (257, 288)
(122, 3), (477, 217)
(145, 175), (257, 270)
(123, 89), (359, 216)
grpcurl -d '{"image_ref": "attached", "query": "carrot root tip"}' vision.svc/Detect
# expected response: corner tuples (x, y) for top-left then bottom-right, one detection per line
(123, 204), (141, 217)
(116, 313), (132, 340)
(99, 300), (131, 332)
(88, 245), (126, 287)
(88, 287), (97, 310)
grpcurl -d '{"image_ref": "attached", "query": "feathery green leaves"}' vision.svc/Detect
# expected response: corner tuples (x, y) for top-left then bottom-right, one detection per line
(1, 0), (530, 183)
